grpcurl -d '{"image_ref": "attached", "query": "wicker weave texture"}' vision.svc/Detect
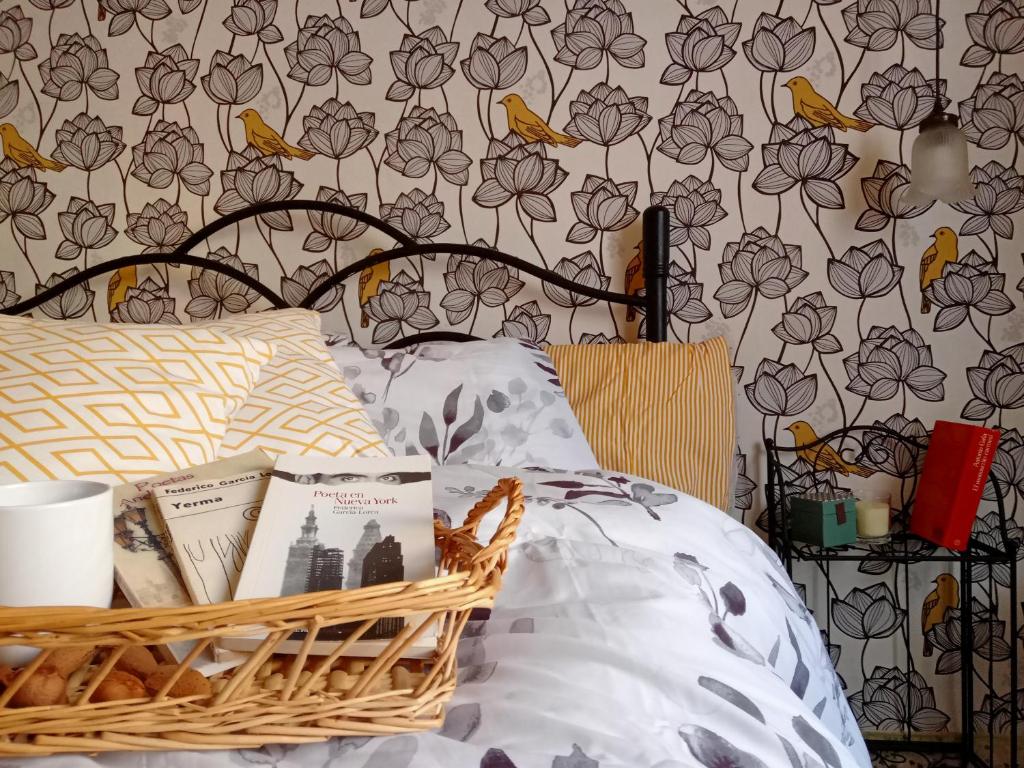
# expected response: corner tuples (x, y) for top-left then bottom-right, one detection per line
(0, 478), (525, 756)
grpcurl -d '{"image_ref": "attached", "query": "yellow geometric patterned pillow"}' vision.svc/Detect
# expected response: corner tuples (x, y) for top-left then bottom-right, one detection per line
(191, 309), (388, 459)
(196, 308), (337, 359)
(0, 316), (275, 485)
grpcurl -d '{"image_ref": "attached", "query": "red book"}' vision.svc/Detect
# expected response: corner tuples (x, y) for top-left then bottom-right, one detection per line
(910, 420), (1000, 551)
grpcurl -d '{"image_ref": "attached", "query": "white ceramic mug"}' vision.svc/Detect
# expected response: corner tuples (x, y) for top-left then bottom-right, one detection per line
(0, 480), (114, 666)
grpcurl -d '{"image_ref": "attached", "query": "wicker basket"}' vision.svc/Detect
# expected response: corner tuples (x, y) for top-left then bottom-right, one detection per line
(0, 478), (525, 756)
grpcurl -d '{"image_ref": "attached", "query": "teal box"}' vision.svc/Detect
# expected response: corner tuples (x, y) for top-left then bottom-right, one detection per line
(789, 493), (858, 548)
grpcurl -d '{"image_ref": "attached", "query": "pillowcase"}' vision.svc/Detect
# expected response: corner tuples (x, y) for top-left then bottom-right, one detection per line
(194, 309), (387, 460)
(547, 338), (735, 510)
(0, 315), (275, 485)
(327, 338), (599, 469)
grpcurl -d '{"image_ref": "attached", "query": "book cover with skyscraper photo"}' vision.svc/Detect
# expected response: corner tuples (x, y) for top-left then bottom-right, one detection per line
(225, 455), (436, 658)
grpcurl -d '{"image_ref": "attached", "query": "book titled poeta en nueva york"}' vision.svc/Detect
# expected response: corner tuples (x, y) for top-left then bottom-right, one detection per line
(225, 454), (436, 658)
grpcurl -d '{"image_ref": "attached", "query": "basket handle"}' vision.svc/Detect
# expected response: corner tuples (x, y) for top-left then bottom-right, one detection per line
(445, 478), (526, 569)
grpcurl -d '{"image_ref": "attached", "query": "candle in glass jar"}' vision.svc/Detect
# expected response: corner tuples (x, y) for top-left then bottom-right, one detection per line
(856, 496), (890, 538)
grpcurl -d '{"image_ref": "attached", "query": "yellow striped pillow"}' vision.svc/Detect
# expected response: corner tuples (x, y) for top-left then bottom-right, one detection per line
(548, 338), (735, 510)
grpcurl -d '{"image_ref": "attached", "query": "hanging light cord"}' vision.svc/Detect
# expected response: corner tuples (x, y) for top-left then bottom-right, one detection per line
(933, 0), (942, 108)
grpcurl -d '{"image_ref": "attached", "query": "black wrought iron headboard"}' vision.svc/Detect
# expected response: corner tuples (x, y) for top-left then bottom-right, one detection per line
(2, 200), (672, 347)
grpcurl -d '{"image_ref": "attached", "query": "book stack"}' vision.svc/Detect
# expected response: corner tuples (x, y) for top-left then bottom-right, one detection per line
(110, 453), (436, 671)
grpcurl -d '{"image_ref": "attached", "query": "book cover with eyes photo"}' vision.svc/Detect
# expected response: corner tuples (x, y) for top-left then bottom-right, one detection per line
(224, 454), (436, 658)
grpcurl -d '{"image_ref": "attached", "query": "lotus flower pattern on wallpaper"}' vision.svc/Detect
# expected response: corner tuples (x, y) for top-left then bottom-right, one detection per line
(0, 0), (1022, 750)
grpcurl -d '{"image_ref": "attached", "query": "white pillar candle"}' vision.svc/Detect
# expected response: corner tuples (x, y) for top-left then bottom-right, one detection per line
(856, 499), (890, 538)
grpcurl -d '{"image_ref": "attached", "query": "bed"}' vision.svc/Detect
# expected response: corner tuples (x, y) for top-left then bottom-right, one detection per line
(0, 201), (870, 768)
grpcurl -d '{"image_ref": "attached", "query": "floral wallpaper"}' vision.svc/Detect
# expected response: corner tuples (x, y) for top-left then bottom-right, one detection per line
(0, 0), (1022, 756)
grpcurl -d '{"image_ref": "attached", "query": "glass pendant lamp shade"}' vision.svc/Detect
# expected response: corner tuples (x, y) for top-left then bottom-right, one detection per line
(906, 113), (977, 206)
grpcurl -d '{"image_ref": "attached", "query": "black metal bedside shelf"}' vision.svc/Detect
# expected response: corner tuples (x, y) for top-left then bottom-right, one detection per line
(786, 532), (1011, 566)
(764, 424), (1020, 768)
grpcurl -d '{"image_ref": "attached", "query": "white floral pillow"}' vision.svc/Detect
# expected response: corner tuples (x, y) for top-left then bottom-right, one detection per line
(325, 338), (599, 470)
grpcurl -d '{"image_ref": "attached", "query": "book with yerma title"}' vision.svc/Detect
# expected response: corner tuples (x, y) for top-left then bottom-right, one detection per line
(110, 449), (273, 674)
(153, 468), (271, 664)
(153, 469), (272, 604)
(223, 455), (436, 658)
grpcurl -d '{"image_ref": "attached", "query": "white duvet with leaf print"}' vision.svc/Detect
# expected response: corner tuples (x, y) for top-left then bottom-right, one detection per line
(31, 464), (869, 768)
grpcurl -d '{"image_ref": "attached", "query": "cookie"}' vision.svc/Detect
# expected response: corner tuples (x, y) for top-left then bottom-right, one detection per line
(8, 665), (67, 708)
(48, 646), (97, 678)
(144, 665), (212, 699)
(113, 646), (158, 679)
(93, 670), (147, 703)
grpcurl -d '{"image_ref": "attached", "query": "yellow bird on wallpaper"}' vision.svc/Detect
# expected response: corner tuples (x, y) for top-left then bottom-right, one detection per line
(922, 573), (959, 657)
(359, 249), (389, 329)
(497, 94), (581, 147)
(782, 77), (873, 132)
(0, 123), (66, 171)
(237, 109), (315, 160)
(624, 242), (644, 322)
(106, 266), (137, 313)
(786, 421), (875, 477)
(920, 227), (959, 314)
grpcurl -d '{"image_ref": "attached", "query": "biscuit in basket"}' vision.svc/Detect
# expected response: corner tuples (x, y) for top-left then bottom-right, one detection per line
(93, 670), (147, 702)
(48, 647), (98, 678)
(144, 665), (212, 699)
(9, 666), (67, 708)
(113, 646), (158, 679)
